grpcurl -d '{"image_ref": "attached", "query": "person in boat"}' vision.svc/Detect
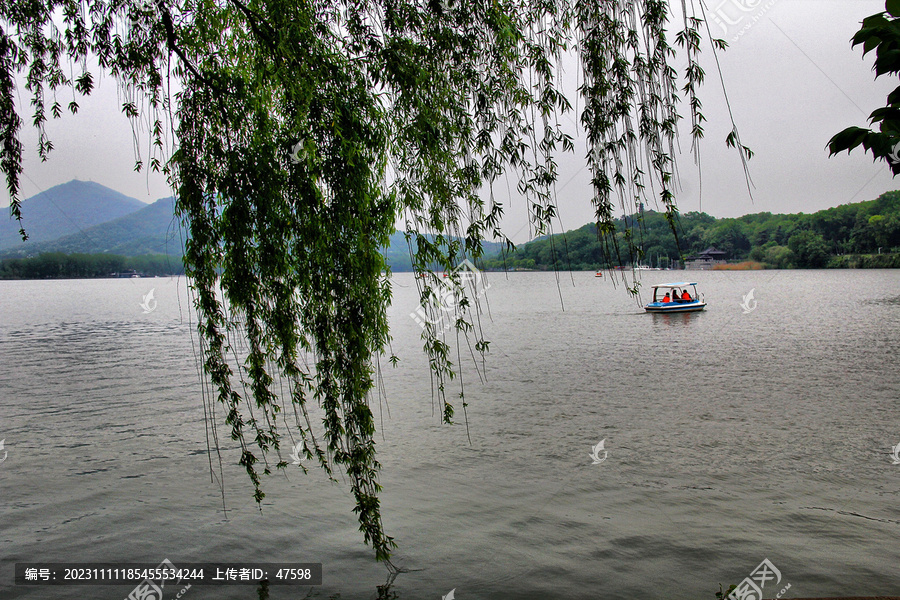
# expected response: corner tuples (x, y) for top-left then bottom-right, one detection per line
(671, 288), (681, 302)
(662, 292), (671, 303)
(681, 289), (692, 301)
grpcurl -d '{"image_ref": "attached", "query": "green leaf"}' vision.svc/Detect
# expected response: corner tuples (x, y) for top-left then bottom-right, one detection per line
(887, 0), (900, 17)
(828, 126), (870, 155)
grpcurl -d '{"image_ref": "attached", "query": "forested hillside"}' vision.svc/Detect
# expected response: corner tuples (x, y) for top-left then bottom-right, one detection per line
(6, 191), (899, 277)
(482, 191), (900, 270)
(0, 197), (183, 259)
(0, 253), (183, 278)
(0, 180), (146, 250)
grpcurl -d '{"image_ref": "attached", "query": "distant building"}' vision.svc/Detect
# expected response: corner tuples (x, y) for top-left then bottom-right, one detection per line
(685, 247), (727, 270)
(109, 269), (145, 278)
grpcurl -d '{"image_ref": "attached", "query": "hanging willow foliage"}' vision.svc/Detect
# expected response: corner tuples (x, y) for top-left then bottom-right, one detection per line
(1, 0), (749, 561)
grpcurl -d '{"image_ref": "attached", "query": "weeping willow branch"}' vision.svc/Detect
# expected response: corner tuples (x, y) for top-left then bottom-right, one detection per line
(1, 0), (750, 562)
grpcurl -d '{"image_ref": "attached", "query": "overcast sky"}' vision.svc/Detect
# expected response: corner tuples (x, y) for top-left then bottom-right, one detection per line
(3, 0), (897, 243)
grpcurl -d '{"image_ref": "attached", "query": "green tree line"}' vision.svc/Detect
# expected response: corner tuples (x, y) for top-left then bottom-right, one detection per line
(483, 191), (900, 270)
(7, 188), (900, 280)
(0, 253), (185, 279)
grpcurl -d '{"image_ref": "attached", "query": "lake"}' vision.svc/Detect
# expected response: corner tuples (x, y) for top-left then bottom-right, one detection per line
(1, 270), (899, 599)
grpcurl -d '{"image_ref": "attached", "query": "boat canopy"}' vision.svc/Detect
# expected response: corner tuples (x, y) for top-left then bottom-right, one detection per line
(651, 282), (698, 288)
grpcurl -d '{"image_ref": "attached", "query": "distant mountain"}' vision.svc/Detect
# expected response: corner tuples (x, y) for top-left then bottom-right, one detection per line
(0, 180), (507, 267)
(0, 196), (184, 258)
(0, 180), (147, 250)
(383, 230), (504, 270)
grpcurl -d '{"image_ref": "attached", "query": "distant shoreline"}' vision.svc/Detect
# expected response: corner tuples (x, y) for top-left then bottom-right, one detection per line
(2, 263), (898, 280)
(0, 252), (184, 280)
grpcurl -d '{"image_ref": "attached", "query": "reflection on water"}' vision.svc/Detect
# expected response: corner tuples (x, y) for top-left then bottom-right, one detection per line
(649, 310), (703, 326)
(864, 293), (900, 306)
(1, 271), (899, 599)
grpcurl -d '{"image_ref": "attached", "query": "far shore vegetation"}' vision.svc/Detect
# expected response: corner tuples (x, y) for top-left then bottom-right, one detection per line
(2, 191), (900, 279)
(482, 190), (900, 271)
(0, 252), (184, 279)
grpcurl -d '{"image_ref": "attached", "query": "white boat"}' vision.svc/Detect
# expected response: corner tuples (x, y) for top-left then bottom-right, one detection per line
(644, 282), (707, 313)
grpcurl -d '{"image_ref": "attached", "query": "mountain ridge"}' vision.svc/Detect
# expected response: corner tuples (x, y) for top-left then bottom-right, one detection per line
(1, 180), (147, 250)
(0, 196), (184, 258)
(0, 180), (505, 267)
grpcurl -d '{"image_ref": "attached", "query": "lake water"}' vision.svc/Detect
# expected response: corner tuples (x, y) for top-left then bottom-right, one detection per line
(1, 270), (899, 599)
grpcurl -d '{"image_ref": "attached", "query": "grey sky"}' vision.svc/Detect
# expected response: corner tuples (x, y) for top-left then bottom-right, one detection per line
(3, 0), (897, 244)
(534, 0), (900, 243)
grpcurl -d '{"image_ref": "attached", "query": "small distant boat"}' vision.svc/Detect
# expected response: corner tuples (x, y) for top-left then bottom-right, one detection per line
(595, 271), (603, 278)
(645, 282), (707, 313)
(109, 269), (145, 279)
